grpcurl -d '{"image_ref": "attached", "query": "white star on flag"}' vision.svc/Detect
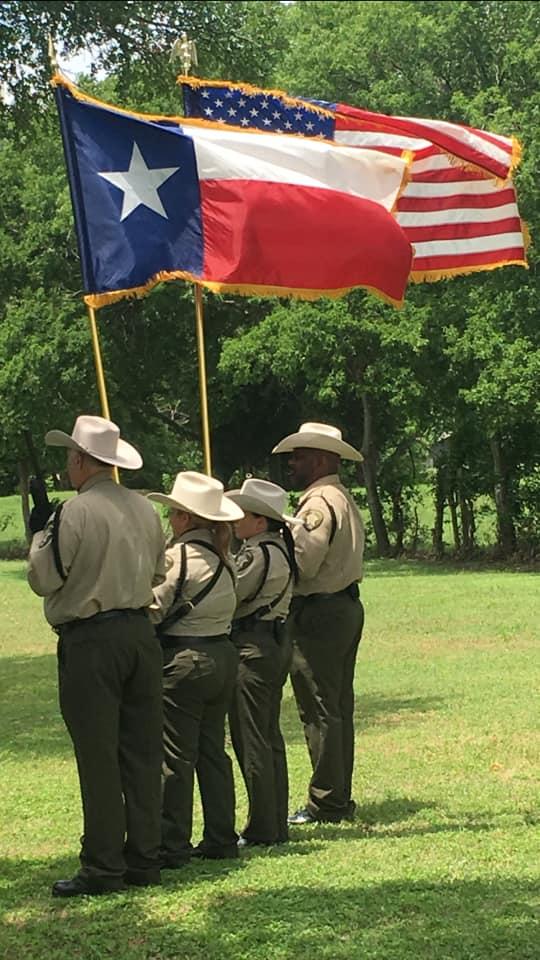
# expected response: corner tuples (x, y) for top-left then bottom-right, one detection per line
(98, 143), (179, 221)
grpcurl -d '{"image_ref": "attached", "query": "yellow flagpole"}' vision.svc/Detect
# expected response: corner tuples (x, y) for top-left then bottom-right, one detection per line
(172, 35), (212, 476)
(86, 305), (120, 484)
(193, 284), (213, 475)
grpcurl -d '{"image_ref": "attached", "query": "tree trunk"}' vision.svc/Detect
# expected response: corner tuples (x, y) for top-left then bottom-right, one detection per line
(432, 468), (445, 559)
(18, 459), (32, 545)
(391, 487), (404, 556)
(447, 488), (461, 551)
(412, 505), (420, 555)
(459, 491), (475, 554)
(360, 392), (391, 557)
(489, 434), (516, 556)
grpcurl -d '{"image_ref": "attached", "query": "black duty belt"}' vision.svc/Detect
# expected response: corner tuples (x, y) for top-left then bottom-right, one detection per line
(232, 615), (284, 634)
(159, 633), (230, 650)
(295, 583), (359, 603)
(57, 608), (148, 634)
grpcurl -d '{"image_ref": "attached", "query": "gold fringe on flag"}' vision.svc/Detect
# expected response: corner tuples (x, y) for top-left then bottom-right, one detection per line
(84, 271), (406, 311)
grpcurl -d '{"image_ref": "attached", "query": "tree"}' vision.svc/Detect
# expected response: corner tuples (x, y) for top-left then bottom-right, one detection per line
(218, 293), (429, 556)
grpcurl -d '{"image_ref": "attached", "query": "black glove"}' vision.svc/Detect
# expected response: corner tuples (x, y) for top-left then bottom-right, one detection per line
(29, 477), (54, 534)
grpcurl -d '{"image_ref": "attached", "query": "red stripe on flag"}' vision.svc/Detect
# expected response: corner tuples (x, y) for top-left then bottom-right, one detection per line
(411, 168), (493, 183)
(335, 103), (512, 179)
(412, 246), (526, 272)
(404, 217), (522, 243)
(200, 179), (412, 302)
(397, 187), (518, 212)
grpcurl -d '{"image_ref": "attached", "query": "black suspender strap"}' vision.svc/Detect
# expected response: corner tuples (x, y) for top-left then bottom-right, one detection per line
(244, 542), (271, 604)
(51, 503), (67, 582)
(247, 540), (293, 620)
(159, 539), (233, 634)
(319, 495), (337, 545)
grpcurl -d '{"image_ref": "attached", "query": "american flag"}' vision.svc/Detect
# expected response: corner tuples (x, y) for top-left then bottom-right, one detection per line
(181, 78), (527, 282)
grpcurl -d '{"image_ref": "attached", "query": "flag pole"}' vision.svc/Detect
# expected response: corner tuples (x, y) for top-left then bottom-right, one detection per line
(171, 34), (212, 475)
(193, 284), (212, 475)
(86, 305), (120, 483)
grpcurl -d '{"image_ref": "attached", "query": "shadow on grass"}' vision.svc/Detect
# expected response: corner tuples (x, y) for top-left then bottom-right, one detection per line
(1, 856), (538, 960)
(279, 796), (504, 845)
(365, 558), (540, 577)
(280, 691), (444, 744)
(0, 654), (69, 758)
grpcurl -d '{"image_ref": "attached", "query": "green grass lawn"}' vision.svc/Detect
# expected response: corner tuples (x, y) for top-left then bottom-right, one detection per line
(1, 558), (538, 959)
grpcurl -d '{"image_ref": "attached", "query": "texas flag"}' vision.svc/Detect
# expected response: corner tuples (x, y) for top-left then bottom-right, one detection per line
(53, 77), (413, 308)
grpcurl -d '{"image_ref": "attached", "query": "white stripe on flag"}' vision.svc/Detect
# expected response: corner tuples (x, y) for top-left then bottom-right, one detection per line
(397, 202), (520, 227)
(399, 116), (513, 163)
(411, 154), (467, 174)
(412, 231), (524, 258)
(334, 130), (431, 151)
(404, 178), (506, 198)
(188, 125), (407, 210)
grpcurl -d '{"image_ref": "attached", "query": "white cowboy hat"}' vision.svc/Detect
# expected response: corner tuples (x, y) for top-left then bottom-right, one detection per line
(226, 479), (302, 525)
(45, 415), (142, 470)
(148, 471), (244, 522)
(272, 422), (363, 462)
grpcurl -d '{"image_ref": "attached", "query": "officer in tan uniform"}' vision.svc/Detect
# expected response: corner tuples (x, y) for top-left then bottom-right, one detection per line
(272, 422), (365, 825)
(148, 472), (244, 864)
(226, 479), (300, 847)
(27, 416), (166, 897)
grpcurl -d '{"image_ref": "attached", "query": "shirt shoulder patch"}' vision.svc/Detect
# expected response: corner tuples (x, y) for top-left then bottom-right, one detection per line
(237, 550), (255, 572)
(301, 508), (325, 532)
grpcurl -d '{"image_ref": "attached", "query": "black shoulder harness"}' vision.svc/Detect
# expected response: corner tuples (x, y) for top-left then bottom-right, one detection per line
(51, 503), (67, 582)
(243, 539), (293, 619)
(158, 539), (233, 634)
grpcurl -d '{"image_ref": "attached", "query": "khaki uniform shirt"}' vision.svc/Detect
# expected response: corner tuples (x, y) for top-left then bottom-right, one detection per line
(149, 528), (236, 637)
(27, 474), (166, 626)
(292, 474), (364, 596)
(233, 531), (293, 621)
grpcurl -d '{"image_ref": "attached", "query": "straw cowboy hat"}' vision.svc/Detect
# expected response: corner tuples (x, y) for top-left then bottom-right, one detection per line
(272, 422), (363, 462)
(226, 478), (302, 525)
(148, 471), (244, 522)
(45, 415), (143, 470)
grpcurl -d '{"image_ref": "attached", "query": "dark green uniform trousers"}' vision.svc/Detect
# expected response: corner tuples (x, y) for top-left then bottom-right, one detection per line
(287, 591), (364, 821)
(58, 611), (163, 882)
(229, 620), (292, 845)
(161, 636), (239, 861)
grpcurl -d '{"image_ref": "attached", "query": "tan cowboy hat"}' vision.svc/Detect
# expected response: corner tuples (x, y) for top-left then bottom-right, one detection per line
(148, 471), (244, 522)
(226, 479), (302, 524)
(45, 415), (142, 470)
(272, 422), (363, 462)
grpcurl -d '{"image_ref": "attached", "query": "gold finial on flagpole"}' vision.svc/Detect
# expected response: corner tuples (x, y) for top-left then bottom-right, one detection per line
(170, 33), (198, 75)
(48, 34), (59, 73)
(170, 32), (211, 475)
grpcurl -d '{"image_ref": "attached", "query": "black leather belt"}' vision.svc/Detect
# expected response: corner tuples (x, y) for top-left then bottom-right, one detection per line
(295, 583), (359, 603)
(57, 608), (148, 634)
(159, 633), (230, 649)
(232, 616), (282, 634)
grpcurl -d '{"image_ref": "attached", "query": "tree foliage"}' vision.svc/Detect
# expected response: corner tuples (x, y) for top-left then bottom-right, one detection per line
(0, 0), (539, 556)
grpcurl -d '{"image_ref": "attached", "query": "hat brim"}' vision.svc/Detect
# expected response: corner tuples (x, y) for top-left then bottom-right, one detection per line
(272, 432), (363, 462)
(147, 492), (244, 522)
(45, 430), (143, 470)
(226, 491), (302, 525)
